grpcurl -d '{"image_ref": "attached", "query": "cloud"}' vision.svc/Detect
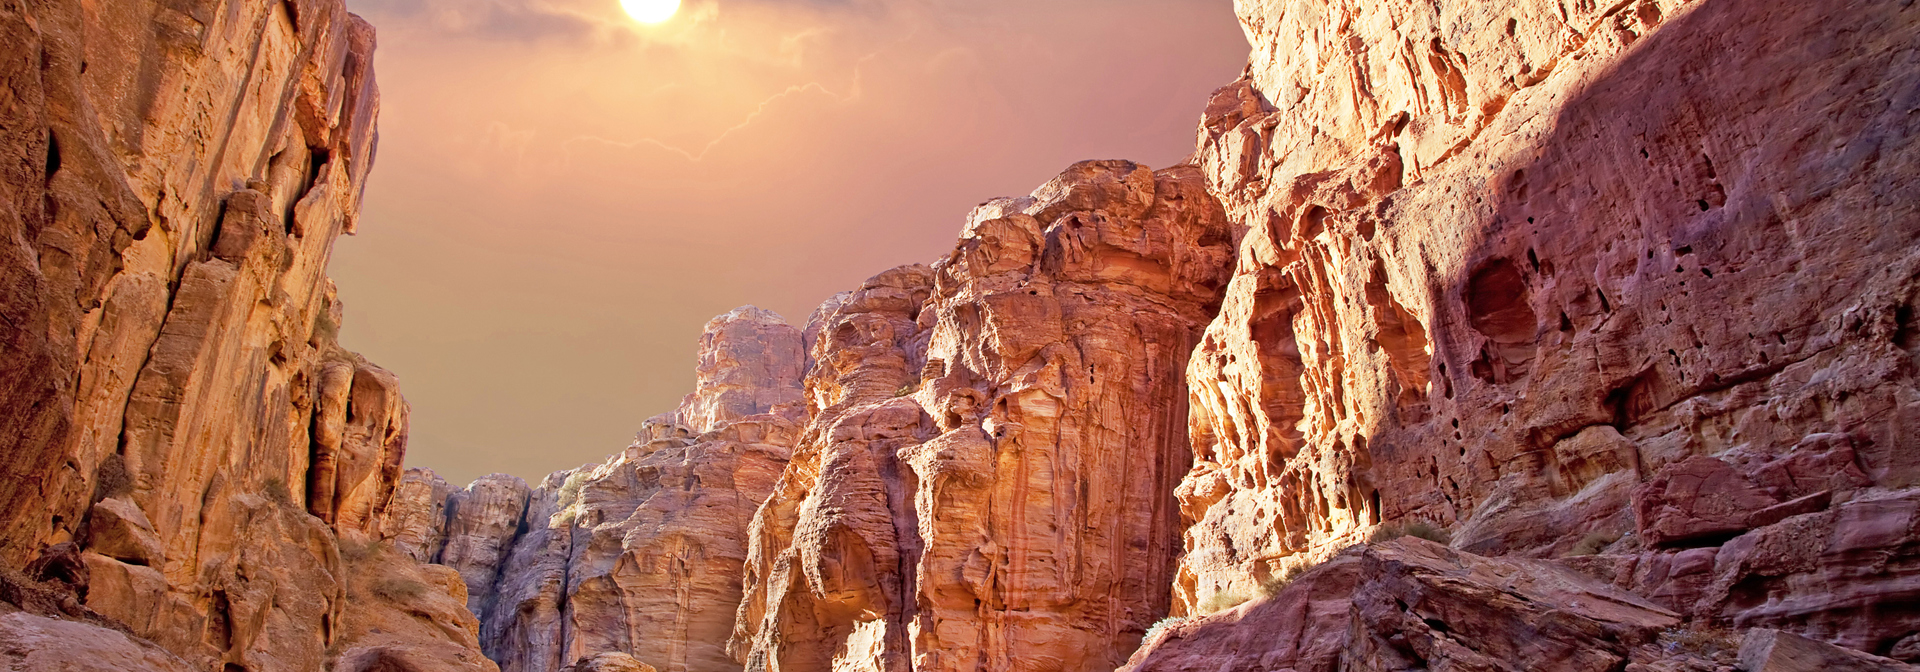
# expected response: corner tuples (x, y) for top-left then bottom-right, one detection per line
(348, 0), (900, 43)
(350, 0), (618, 42)
(562, 59), (868, 162)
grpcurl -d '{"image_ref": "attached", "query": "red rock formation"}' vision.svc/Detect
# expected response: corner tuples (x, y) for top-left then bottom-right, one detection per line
(1121, 539), (1706, 672)
(1156, 0), (1920, 664)
(408, 307), (806, 672)
(731, 160), (1233, 672)
(0, 0), (490, 669)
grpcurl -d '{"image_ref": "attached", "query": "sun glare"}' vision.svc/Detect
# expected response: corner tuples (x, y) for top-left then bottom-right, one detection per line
(621, 0), (680, 24)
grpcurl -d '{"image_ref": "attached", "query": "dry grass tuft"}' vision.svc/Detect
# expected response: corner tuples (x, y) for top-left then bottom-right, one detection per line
(339, 538), (384, 563)
(1370, 519), (1451, 544)
(1196, 587), (1254, 615)
(1567, 530), (1622, 556)
(371, 576), (428, 603)
(1143, 615), (1191, 642)
(263, 477), (295, 507)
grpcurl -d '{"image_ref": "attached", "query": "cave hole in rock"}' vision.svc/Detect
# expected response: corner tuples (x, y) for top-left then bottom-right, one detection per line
(1464, 259), (1538, 382)
(1604, 370), (1660, 427)
(44, 132), (60, 178)
(1301, 205), (1329, 239)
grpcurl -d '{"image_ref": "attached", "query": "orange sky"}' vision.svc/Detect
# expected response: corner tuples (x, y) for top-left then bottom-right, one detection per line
(332, 0), (1250, 485)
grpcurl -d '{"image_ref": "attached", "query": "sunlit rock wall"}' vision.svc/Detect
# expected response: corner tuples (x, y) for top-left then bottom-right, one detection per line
(1173, 0), (1920, 659)
(731, 160), (1233, 672)
(0, 0), (493, 669)
(400, 308), (805, 672)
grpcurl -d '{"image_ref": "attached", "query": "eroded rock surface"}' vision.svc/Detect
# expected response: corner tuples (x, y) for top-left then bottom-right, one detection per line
(1172, 0), (1920, 661)
(731, 160), (1233, 672)
(0, 0), (491, 669)
(1122, 539), (1689, 672)
(404, 308), (805, 672)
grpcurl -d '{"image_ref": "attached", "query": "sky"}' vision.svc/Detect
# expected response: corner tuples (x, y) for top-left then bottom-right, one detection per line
(331, 0), (1251, 486)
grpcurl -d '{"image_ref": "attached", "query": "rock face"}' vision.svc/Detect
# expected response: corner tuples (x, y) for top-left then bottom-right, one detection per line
(0, 611), (200, 672)
(388, 467), (459, 563)
(1170, 0), (1920, 660)
(1121, 539), (1697, 672)
(731, 160), (1234, 672)
(395, 307), (806, 672)
(0, 0), (491, 669)
(440, 473), (535, 617)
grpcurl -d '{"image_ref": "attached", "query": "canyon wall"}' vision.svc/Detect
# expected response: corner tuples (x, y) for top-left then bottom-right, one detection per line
(419, 162), (1232, 672)
(729, 161), (1231, 672)
(0, 0), (491, 670)
(1147, 0), (1920, 664)
(390, 307), (805, 672)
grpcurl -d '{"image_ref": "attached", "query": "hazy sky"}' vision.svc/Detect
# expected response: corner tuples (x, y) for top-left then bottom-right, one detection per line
(332, 0), (1249, 485)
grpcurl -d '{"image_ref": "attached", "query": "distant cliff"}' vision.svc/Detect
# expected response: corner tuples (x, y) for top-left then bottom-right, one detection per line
(0, 1), (491, 670)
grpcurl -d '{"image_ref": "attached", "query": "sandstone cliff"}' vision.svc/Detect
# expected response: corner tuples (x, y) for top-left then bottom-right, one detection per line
(414, 164), (1231, 672)
(730, 160), (1232, 672)
(388, 307), (805, 672)
(1140, 0), (1920, 665)
(0, 0), (491, 669)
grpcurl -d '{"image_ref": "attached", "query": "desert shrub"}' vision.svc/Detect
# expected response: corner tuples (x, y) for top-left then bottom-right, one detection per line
(311, 311), (339, 344)
(1568, 530), (1622, 556)
(1257, 562), (1311, 597)
(556, 471), (589, 504)
(262, 477), (295, 507)
(339, 538), (383, 563)
(894, 382), (918, 397)
(1142, 616), (1191, 642)
(1196, 587), (1253, 615)
(1371, 519), (1451, 544)
(1658, 627), (1738, 657)
(553, 470), (592, 528)
(371, 576), (428, 603)
(92, 453), (132, 502)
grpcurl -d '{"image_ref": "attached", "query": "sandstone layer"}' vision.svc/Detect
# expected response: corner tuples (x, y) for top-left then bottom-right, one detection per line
(731, 160), (1233, 672)
(1121, 538), (1700, 672)
(0, 0), (491, 669)
(1157, 0), (1920, 662)
(388, 307), (804, 672)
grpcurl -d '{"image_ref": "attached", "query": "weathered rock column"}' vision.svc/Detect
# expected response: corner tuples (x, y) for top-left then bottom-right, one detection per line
(733, 160), (1234, 672)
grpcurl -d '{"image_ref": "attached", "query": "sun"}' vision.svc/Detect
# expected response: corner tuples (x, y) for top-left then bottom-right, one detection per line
(620, 0), (680, 24)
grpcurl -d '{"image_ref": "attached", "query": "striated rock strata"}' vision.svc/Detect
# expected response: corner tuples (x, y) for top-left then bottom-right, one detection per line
(0, 0), (492, 669)
(427, 163), (1232, 672)
(1121, 538), (1699, 672)
(1153, 0), (1920, 664)
(731, 160), (1233, 672)
(391, 307), (804, 672)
